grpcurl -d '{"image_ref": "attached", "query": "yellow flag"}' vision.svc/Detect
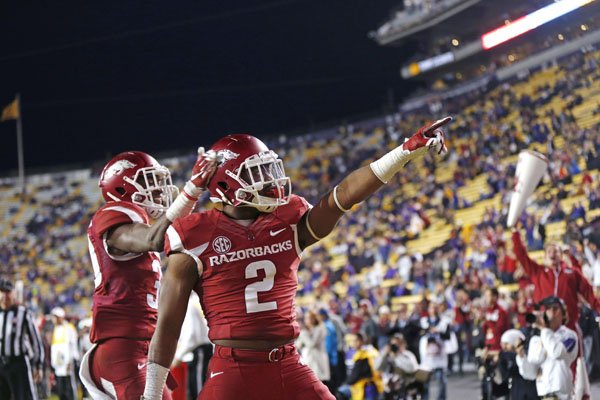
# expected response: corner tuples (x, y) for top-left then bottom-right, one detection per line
(1, 98), (19, 122)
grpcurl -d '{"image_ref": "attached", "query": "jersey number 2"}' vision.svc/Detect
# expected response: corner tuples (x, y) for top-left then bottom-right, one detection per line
(245, 260), (277, 314)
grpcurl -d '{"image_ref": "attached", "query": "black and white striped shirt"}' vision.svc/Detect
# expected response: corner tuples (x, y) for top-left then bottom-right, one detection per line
(0, 305), (44, 367)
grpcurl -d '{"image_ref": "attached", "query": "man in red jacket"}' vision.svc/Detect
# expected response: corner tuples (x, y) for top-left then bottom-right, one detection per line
(481, 288), (510, 351)
(511, 228), (600, 331)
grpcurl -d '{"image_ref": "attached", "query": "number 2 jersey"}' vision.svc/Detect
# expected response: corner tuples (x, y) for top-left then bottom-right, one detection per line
(165, 194), (311, 342)
(87, 201), (162, 343)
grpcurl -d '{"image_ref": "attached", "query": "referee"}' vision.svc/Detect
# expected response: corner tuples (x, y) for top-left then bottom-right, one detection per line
(0, 279), (44, 400)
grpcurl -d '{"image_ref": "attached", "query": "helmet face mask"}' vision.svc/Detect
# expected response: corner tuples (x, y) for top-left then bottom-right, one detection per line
(125, 165), (178, 219)
(207, 134), (292, 213)
(228, 151), (291, 212)
(100, 151), (179, 219)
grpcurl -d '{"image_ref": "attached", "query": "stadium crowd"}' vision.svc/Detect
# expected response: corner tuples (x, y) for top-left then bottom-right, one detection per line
(0, 45), (599, 399)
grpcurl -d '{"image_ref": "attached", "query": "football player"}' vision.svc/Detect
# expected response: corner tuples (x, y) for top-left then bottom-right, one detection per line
(79, 150), (217, 399)
(143, 117), (451, 400)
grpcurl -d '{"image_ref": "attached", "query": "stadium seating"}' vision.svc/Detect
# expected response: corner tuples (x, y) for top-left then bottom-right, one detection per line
(0, 48), (598, 317)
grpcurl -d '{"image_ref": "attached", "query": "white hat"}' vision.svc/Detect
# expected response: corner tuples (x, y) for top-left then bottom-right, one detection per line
(379, 305), (391, 315)
(51, 307), (66, 318)
(78, 317), (92, 330)
(500, 329), (525, 347)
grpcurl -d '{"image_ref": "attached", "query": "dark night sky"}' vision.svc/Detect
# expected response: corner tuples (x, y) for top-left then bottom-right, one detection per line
(0, 1), (419, 174)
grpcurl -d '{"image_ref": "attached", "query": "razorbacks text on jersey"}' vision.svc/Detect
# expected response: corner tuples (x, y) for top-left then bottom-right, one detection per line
(165, 194), (311, 342)
(87, 202), (162, 342)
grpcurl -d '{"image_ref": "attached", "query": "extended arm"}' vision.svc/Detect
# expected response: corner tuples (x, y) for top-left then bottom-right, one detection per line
(297, 117), (450, 248)
(143, 253), (200, 399)
(106, 216), (172, 253)
(511, 229), (543, 277)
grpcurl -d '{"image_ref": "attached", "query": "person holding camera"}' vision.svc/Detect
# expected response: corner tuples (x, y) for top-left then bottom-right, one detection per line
(375, 333), (420, 400)
(516, 296), (578, 400)
(496, 329), (538, 400)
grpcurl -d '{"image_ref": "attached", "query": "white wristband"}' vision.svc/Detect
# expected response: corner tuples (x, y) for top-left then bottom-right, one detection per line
(369, 145), (411, 184)
(166, 181), (201, 222)
(143, 362), (169, 400)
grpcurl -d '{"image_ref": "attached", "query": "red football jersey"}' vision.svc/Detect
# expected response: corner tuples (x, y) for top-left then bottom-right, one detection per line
(165, 194), (311, 342)
(87, 201), (162, 342)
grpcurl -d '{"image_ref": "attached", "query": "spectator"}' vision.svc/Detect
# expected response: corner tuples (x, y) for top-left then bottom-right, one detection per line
(497, 329), (538, 400)
(77, 318), (93, 400)
(583, 239), (600, 289)
(297, 311), (331, 385)
(419, 326), (447, 400)
(453, 287), (472, 374)
(50, 307), (79, 400)
(343, 333), (383, 400)
(481, 287), (510, 352)
(318, 309), (341, 395)
(516, 297), (578, 399)
(359, 300), (379, 349)
(375, 333), (421, 400)
(511, 228), (600, 333)
(325, 300), (349, 387)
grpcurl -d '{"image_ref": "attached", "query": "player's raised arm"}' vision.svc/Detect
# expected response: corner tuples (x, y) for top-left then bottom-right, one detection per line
(297, 117), (451, 249)
(143, 253), (199, 399)
(105, 148), (217, 253)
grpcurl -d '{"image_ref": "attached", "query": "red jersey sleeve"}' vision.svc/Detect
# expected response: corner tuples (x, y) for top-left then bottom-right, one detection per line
(512, 231), (543, 278)
(275, 194), (312, 225)
(164, 213), (211, 269)
(93, 203), (148, 236)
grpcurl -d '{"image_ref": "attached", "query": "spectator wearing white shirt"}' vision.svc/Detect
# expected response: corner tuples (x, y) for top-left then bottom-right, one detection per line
(516, 297), (578, 400)
(50, 307), (79, 400)
(297, 310), (331, 384)
(419, 303), (449, 400)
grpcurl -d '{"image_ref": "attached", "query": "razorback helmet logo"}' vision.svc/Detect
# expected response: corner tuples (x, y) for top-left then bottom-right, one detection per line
(103, 160), (137, 180)
(217, 149), (240, 165)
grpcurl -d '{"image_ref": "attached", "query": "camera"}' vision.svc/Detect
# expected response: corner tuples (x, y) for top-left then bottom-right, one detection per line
(390, 343), (399, 353)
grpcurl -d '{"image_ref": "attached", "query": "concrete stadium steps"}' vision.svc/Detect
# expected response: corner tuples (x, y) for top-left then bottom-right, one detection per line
(434, 161), (457, 183)
(456, 175), (489, 203)
(81, 178), (101, 208)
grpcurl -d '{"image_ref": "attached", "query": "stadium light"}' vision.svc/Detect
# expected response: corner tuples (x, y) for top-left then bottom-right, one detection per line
(481, 0), (595, 50)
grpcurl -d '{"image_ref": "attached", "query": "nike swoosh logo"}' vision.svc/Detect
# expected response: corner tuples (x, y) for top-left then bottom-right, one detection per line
(137, 363), (146, 370)
(210, 371), (224, 378)
(270, 228), (286, 236)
